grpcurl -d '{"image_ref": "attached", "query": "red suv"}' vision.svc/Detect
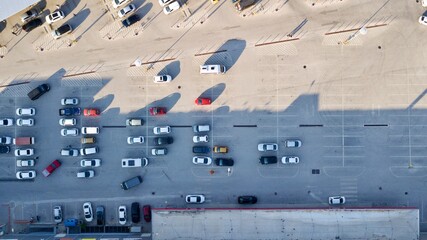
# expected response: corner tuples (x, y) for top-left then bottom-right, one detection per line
(42, 160), (61, 177)
(143, 205), (151, 222)
(83, 108), (100, 116)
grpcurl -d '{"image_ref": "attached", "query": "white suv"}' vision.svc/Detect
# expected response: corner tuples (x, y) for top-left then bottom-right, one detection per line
(285, 139), (302, 148)
(153, 126), (171, 135)
(15, 148), (34, 156)
(16, 108), (35, 116)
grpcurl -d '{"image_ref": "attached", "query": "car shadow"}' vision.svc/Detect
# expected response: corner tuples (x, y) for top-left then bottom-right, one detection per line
(136, 2), (153, 18)
(157, 61), (181, 79)
(92, 94), (114, 112)
(0, 20), (6, 33)
(198, 83), (226, 103)
(204, 39), (246, 71)
(67, 8), (90, 30)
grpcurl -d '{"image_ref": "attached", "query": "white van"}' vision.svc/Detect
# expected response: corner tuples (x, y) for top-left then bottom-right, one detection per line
(80, 147), (99, 156)
(193, 124), (210, 133)
(200, 65), (226, 74)
(81, 127), (99, 135)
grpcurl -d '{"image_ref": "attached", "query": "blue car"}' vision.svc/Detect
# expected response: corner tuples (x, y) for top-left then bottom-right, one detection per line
(59, 107), (81, 116)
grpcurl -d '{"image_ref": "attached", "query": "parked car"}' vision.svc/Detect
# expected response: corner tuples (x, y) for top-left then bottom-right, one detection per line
(281, 156), (299, 164)
(193, 146), (210, 154)
(195, 97), (211, 105)
(16, 170), (36, 179)
(16, 159), (35, 167)
(213, 146), (228, 153)
(42, 160), (61, 177)
(122, 158), (148, 167)
(193, 124), (210, 133)
(192, 156), (212, 165)
(143, 205), (151, 222)
(259, 156), (277, 165)
(153, 126), (171, 135)
(127, 136), (144, 144)
(420, 11), (427, 25)
(163, 1), (181, 15)
(126, 118), (143, 126)
(83, 202), (93, 222)
(80, 159), (101, 167)
(22, 18), (42, 32)
(0, 146), (10, 154)
(61, 98), (79, 105)
(238, 196), (258, 204)
(122, 14), (140, 27)
(257, 143), (278, 152)
(96, 206), (105, 225)
(77, 170), (95, 178)
(80, 147), (99, 156)
(112, 0), (130, 8)
(118, 205), (127, 225)
(59, 107), (81, 116)
(215, 158), (234, 166)
(152, 148), (167, 156)
(121, 176), (143, 190)
(193, 135), (208, 143)
(118, 4), (136, 18)
(0, 118), (13, 126)
(158, 0), (174, 6)
(131, 202), (140, 223)
(154, 137), (173, 145)
(83, 108), (100, 116)
(185, 195), (205, 204)
(59, 118), (76, 126)
(52, 24), (72, 39)
(17, 118), (34, 126)
(53, 206), (62, 223)
(60, 148), (79, 156)
(45, 11), (65, 24)
(16, 108), (35, 116)
(15, 148), (34, 157)
(0, 136), (12, 144)
(149, 107), (167, 115)
(153, 75), (172, 83)
(20, 9), (38, 22)
(61, 128), (79, 136)
(285, 139), (302, 148)
(329, 196), (346, 205)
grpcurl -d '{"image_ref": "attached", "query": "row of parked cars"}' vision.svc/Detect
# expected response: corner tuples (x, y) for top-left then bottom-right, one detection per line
(257, 140), (302, 165)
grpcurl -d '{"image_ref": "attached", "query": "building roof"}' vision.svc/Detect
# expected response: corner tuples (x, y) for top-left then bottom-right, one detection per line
(152, 207), (419, 240)
(0, 0), (39, 21)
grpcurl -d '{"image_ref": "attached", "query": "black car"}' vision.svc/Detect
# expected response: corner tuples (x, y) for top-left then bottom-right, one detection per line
(27, 83), (50, 100)
(154, 137), (174, 146)
(215, 158), (234, 166)
(52, 24), (72, 39)
(0, 146), (10, 154)
(96, 206), (105, 225)
(122, 14), (140, 27)
(238, 196), (258, 204)
(59, 107), (81, 116)
(259, 156), (277, 165)
(22, 18), (42, 32)
(131, 202), (140, 223)
(193, 146), (210, 154)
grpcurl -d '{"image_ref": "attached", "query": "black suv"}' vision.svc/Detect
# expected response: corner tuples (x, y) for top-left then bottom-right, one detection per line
(22, 18), (42, 32)
(193, 146), (210, 154)
(215, 158), (234, 166)
(259, 156), (277, 165)
(122, 14), (140, 27)
(96, 206), (105, 225)
(27, 83), (50, 100)
(0, 146), (10, 154)
(154, 137), (174, 145)
(131, 202), (140, 223)
(238, 196), (258, 204)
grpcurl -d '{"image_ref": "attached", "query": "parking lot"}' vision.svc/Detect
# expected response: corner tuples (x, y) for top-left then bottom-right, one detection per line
(1, 0), (427, 237)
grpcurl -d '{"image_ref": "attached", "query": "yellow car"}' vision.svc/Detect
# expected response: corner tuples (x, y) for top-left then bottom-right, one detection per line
(213, 146), (228, 153)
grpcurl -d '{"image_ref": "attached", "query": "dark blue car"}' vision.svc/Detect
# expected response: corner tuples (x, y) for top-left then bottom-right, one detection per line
(59, 107), (81, 116)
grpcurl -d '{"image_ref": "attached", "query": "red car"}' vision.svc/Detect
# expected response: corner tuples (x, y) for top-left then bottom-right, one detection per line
(83, 108), (100, 116)
(42, 160), (61, 177)
(149, 107), (167, 116)
(195, 97), (211, 105)
(143, 205), (151, 222)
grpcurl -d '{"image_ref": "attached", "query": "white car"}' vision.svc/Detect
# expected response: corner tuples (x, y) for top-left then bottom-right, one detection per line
(423, 0), (427, 7)
(61, 128), (79, 136)
(77, 170), (95, 178)
(192, 156), (212, 165)
(153, 75), (172, 83)
(118, 205), (127, 225)
(163, 1), (181, 15)
(281, 156), (299, 164)
(193, 135), (208, 143)
(0, 136), (12, 144)
(59, 118), (76, 126)
(127, 136), (144, 144)
(329, 196), (346, 205)
(16, 159), (35, 167)
(15, 149), (34, 157)
(61, 98), (79, 105)
(185, 194), (205, 204)
(60, 148), (79, 156)
(112, 0), (130, 8)
(151, 148), (167, 156)
(419, 14), (427, 25)
(0, 118), (13, 126)
(83, 202), (93, 222)
(17, 118), (34, 126)
(80, 159), (101, 167)
(153, 126), (171, 135)
(16, 108), (35, 116)
(158, 0), (174, 6)
(121, 158), (148, 167)
(53, 206), (62, 223)
(257, 143), (278, 152)
(16, 170), (36, 179)
(118, 4), (136, 18)
(45, 11), (65, 24)
(285, 139), (302, 148)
